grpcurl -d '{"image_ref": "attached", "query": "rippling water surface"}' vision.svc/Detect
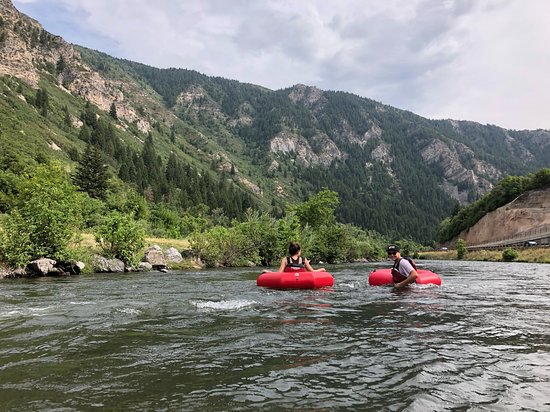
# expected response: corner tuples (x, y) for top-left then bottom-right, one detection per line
(1, 260), (550, 411)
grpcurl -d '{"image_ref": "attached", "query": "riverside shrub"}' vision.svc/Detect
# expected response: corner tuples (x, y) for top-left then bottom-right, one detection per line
(95, 211), (145, 266)
(502, 248), (518, 262)
(456, 239), (467, 260)
(0, 162), (84, 266)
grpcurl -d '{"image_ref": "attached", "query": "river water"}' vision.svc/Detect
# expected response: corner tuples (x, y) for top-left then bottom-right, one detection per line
(1, 260), (550, 411)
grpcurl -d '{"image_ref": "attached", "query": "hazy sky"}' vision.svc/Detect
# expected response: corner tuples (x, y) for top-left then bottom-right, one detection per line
(12, 0), (550, 130)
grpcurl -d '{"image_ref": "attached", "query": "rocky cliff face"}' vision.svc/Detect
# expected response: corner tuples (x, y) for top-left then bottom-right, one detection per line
(1, 0), (50, 86)
(282, 84), (524, 205)
(421, 138), (499, 204)
(456, 187), (550, 245)
(0, 0), (154, 133)
(269, 130), (343, 167)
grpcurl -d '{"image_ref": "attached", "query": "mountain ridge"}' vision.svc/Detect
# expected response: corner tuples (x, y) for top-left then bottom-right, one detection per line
(1, 0), (549, 243)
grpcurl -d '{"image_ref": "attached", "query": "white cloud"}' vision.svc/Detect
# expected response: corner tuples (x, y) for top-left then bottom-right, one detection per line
(12, 0), (550, 130)
(415, 0), (550, 130)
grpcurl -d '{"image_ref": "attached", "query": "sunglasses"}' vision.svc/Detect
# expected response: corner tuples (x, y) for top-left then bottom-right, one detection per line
(387, 252), (397, 256)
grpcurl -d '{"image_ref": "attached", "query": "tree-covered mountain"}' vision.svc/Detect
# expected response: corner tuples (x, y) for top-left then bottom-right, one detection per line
(1, 0), (549, 244)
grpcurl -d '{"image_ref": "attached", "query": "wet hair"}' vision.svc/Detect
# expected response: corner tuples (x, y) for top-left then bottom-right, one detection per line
(288, 241), (301, 256)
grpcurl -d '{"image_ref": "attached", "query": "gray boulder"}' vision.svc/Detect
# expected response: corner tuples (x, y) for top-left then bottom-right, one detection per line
(165, 247), (183, 264)
(143, 245), (167, 270)
(92, 255), (125, 273)
(27, 258), (57, 276)
(25, 258), (84, 276)
(138, 262), (153, 272)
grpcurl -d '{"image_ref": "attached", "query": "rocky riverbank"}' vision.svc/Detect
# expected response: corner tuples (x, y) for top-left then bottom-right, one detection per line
(0, 244), (202, 279)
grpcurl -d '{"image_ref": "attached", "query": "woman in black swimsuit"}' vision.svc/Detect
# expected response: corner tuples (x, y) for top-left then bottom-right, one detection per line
(278, 241), (326, 273)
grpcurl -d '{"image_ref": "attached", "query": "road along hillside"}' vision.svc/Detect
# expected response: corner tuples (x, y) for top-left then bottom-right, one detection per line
(455, 187), (550, 248)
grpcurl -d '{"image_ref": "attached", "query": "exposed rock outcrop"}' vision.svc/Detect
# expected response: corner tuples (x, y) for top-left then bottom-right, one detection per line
(288, 84), (326, 107)
(176, 84), (225, 120)
(270, 131), (343, 167)
(455, 187), (550, 246)
(421, 139), (499, 204)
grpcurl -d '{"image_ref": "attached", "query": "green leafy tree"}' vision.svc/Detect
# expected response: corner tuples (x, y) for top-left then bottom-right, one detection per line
(190, 226), (227, 267)
(233, 210), (279, 266)
(62, 105), (72, 129)
(0, 162), (84, 265)
(312, 223), (357, 263)
(275, 212), (302, 256)
(293, 188), (339, 229)
(104, 184), (149, 220)
(34, 88), (49, 117)
(80, 102), (98, 129)
(0, 210), (34, 267)
(530, 168), (550, 188)
(56, 56), (66, 75)
(180, 213), (209, 236)
(149, 203), (182, 238)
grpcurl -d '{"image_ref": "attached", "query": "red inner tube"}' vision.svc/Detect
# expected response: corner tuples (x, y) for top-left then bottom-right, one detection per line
(257, 271), (334, 289)
(369, 269), (441, 286)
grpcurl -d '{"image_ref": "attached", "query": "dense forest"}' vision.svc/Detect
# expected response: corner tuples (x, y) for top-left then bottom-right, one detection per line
(100, 54), (549, 242)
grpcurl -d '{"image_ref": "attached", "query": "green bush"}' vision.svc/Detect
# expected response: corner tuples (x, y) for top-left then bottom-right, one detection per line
(233, 210), (279, 266)
(191, 225), (259, 268)
(95, 211), (145, 266)
(190, 226), (227, 267)
(456, 239), (467, 260)
(292, 188), (339, 229)
(185, 191), (399, 267)
(180, 213), (209, 237)
(311, 223), (357, 264)
(0, 210), (34, 267)
(149, 203), (182, 238)
(502, 248), (518, 262)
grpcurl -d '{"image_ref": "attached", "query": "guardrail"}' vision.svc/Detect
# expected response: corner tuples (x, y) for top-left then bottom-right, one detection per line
(467, 224), (550, 250)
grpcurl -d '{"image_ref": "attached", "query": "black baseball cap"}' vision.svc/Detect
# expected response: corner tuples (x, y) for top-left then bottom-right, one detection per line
(387, 245), (400, 254)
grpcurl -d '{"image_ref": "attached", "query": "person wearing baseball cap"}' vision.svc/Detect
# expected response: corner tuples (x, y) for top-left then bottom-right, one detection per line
(387, 245), (418, 288)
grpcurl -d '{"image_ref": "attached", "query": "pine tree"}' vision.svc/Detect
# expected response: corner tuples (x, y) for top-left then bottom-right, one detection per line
(34, 88), (49, 117)
(81, 102), (98, 129)
(62, 105), (72, 129)
(109, 102), (118, 120)
(56, 56), (66, 75)
(73, 145), (109, 199)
